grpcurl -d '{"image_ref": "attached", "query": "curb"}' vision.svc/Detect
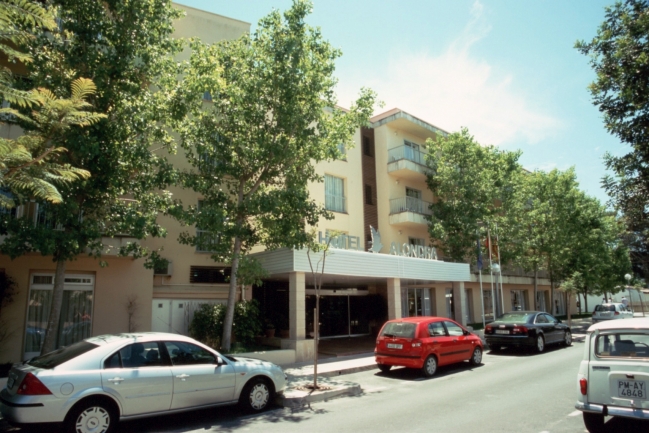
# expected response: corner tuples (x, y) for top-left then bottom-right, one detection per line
(279, 379), (362, 408)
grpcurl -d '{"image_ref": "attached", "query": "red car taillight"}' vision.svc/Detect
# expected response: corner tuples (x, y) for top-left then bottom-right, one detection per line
(16, 373), (52, 395)
(579, 378), (588, 395)
(512, 326), (528, 335)
(411, 339), (422, 348)
(485, 326), (493, 333)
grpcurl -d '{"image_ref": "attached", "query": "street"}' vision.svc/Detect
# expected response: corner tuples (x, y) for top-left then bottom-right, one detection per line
(3, 322), (648, 432)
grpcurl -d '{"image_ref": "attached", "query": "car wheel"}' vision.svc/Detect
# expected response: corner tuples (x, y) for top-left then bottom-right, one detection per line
(469, 347), (482, 366)
(582, 412), (605, 433)
(421, 355), (437, 378)
(239, 377), (273, 412)
(563, 331), (572, 346)
(377, 364), (391, 373)
(63, 398), (117, 433)
(535, 334), (545, 353)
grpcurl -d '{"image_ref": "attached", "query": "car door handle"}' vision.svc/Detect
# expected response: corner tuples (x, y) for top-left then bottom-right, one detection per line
(176, 374), (190, 381)
(453, 339), (458, 342)
(108, 377), (124, 384)
(432, 340), (439, 344)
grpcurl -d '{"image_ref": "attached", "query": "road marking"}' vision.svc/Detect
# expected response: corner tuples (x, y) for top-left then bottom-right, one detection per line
(568, 410), (581, 417)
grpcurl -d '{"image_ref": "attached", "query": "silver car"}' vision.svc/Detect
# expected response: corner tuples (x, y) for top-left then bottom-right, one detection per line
(0, 332), (287, 433)
(591, 303), (634, 323)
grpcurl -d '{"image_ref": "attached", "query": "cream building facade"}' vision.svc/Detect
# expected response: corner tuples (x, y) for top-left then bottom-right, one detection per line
(0, 4), (571, 364)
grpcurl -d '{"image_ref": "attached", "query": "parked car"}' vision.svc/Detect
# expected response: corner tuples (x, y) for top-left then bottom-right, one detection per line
(575, 317), (649, 432)
(0, 332), (286, 433)
(591, 303), (633, 323)
(484, 311), (572, 352)
(374, 316), (483, 377)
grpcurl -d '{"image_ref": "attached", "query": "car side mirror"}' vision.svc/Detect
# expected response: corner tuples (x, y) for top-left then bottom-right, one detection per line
(463, 329), (470, 336)
(216, 356), (224, 365)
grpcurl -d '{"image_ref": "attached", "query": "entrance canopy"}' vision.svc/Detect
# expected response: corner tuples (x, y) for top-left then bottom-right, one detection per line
(253, 248), (470, 285)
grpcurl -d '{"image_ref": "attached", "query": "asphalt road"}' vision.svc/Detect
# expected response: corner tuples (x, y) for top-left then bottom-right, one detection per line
(3, 321), (648, 433)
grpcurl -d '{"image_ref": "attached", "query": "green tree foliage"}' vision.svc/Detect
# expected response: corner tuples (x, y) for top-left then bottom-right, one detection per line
(0, 0), (183, 354)
(425, 127), (522, 263)
(576, 0), (649, 280)
(170, 0), (376, 351)
(0, 1), (102, 206)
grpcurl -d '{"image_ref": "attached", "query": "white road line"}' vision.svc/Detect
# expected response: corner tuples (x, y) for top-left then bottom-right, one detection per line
(568, 410), (581, 417)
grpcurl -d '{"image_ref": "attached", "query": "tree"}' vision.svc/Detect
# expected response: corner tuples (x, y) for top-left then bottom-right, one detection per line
(0, 0), (182, 354)
(170, 0), (375, 351)
(513, 168), (588, 314)
(425, 127), (522, 264)
(576, 0), (649, 281)
(305, 229), (339, 390)
(0, 0), (99, 205)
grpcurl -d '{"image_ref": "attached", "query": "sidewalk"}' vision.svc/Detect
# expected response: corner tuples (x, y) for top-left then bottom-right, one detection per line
(278, 352), (377, 408)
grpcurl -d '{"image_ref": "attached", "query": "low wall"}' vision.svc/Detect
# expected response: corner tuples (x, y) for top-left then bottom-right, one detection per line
(236, 349), (296, 366)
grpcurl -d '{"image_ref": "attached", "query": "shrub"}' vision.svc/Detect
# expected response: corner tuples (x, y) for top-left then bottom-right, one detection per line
(190, 300), (263, 349)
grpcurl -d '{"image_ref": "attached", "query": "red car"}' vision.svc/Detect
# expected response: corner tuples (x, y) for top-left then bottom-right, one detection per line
(375, 316), (483, 377)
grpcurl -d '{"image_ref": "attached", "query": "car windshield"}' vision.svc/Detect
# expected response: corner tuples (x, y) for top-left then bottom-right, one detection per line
(496, 313), (535, 323)
(28, 341), (99, 369)
(595, 305), (616, 312)
(380, 322), (417, 338)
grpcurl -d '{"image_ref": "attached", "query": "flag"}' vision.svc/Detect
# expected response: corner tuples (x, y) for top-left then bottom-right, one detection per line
(476, 238), (483, 270)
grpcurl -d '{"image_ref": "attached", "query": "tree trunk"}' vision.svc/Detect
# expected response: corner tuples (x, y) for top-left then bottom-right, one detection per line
(41, 258), (66, 355)
(313, 294), (319, 390)
(222, 236), (242, 351)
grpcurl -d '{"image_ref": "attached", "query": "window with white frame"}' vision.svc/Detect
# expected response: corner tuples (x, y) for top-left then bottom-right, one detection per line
(196, 200), (220, 252)
(336, 142), (347, 161)
(325, 174), (346, 213)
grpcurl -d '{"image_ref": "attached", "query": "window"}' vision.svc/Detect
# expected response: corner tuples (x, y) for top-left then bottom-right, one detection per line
(596, 333), (649, 358)
(404, 140), (423, 164)
(444, 321), (464, 337)
(406, 187), (422, 199)
(189, 266), (231, 284)
(409, 237), (425, 247)
(325, 174), (346, 213)
(336, 142), (347, 161)
(535, 314), (549, 324)
(25, 273), (94, 360)
(203, 91), (213, 101)
(196, 200), (220, 252)
(365, 184), (373, 205)
(164, 341), (216, 365)
(108, 341), (164, 369)
(428, 322), (446, 337)
(363, 136), (373, 157)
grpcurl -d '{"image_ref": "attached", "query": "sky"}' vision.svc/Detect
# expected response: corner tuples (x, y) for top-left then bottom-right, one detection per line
(178, 0), (626, 204)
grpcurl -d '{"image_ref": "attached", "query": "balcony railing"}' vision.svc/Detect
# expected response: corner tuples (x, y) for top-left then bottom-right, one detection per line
(390, 197), (433, 216)
(325, 194), (346, 213)
(388, 145), (426, 166)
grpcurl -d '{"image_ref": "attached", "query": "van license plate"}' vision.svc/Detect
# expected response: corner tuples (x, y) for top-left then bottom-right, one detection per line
(618, 380), (646, 399)
(387, 343), (402, 349)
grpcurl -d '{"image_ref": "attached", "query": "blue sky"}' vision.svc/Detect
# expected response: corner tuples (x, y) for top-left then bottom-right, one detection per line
(178, 0), (625, 204)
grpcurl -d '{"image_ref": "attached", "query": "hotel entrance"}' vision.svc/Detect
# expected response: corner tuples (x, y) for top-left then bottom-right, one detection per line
(305, 289), (371, 338)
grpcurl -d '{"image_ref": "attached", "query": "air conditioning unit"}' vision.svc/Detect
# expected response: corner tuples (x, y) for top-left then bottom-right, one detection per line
(154, 261), (173, 277)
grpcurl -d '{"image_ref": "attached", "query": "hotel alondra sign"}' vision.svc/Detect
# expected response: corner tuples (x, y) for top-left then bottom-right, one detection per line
(318, 226), (438, 261)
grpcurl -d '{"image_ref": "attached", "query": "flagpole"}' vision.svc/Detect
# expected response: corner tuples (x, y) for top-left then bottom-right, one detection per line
(495, 223), (505, 314)
(487, 228), (496, 318)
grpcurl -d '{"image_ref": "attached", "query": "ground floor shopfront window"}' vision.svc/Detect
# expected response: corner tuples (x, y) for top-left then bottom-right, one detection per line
(402, 288), (432, 318)
(25, 274), (94, 360)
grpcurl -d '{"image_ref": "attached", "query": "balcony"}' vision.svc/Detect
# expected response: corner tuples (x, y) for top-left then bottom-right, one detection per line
(389, 197), (432, 227)
(387, 145), (431, 181)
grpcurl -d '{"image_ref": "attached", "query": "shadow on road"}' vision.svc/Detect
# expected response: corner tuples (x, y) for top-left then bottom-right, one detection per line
(373, 361), (485, 382)
(488, 343), (576, 357)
